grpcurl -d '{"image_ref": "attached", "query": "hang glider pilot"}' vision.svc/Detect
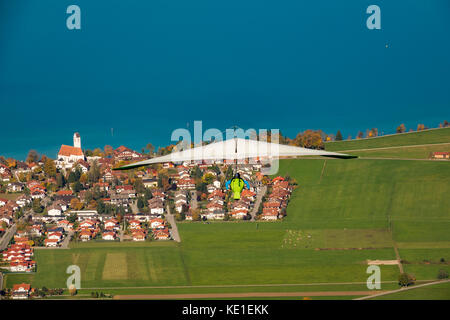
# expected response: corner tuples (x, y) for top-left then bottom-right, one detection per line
(226, 173), (250, 200)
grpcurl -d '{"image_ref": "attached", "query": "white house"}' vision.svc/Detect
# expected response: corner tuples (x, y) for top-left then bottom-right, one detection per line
(102, 232), (116, 241)
(48, 205), (62, 217)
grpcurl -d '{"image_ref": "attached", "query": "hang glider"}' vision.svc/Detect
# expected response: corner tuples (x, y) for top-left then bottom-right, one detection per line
(114, 138), (354, 170)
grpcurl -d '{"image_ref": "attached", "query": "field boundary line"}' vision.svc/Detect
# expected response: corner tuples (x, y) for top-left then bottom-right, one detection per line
(354, 279), (450, 300)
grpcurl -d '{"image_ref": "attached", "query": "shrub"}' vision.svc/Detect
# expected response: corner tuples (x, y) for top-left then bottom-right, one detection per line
(437, 269), (449, 280)
(398, 273), (415, 287)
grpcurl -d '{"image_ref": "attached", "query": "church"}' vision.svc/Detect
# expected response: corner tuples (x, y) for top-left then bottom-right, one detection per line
(56, 132), (85, 170)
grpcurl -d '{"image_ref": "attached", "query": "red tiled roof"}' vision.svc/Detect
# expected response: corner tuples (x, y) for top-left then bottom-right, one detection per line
(58, 145), (83, 157)
(57, 190), (73, 196)
(13, 283), (31, 291)
(433, 152), (449, 155)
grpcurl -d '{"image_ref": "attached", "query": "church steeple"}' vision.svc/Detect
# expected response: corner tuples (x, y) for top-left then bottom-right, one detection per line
(73, 132), (81, 149)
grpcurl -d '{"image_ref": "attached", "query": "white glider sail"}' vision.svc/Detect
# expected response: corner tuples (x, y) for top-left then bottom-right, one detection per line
(115, 138), (352, 170)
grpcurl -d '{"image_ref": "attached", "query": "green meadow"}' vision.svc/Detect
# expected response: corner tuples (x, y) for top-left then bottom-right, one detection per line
(4, 129), (450, 299)
(370, 281), (450, 300)
(325, 127), (450, 151)
(345, 143), (450, 160)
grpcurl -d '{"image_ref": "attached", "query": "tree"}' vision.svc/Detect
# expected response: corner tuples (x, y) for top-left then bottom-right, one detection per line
(93, 148), (104, 157)
(370, 128), (378, 137)
(133, 178), (145, 194)
(398, 273), (415, 287)
(335, 130), (343, 141)
(193, 166), (203, 179)
(70, 198), (84, 210)
(87, 200), (97, 210)
(32, 198), (43, 213)
(72, 181), (83, 193)
(56, 173), (66, 188)
(96, 200), (106, 214)
(202, 173), (215, 185)
(68, 168), (81, 183)
(225, 166), (233, 180)
(137, 197), (145, 209)
(192, 209), (201, 221)
(104, 145), (114, 157)
(175, 213), (185, 221)
(396, 124), (406, 133)
(437, 269), (449, 280)
(87, 160), (100, 183)
(294, 130), (324, 149)
(26, 150), (39, 164)
(146, 143), (155, 155)
(417, 123), (427, 131)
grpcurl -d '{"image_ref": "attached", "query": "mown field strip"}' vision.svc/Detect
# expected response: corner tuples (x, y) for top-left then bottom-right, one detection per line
(113, 291), (385, 299)
(79, 280), (435, 290)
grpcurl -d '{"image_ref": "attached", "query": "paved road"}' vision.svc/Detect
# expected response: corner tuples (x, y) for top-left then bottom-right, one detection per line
(166, 204), (181, 242)
(189, 191), (198, 210)
(250, 185), (267, 221)
(60, 230), (74, 248)
(0, 224), (16, 251)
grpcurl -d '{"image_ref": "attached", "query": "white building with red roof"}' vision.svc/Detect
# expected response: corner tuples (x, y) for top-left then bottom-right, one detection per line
(56, 132), (85, 169)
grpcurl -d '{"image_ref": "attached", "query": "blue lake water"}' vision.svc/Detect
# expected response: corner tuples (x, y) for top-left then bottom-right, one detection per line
(0, 0), (449, 160)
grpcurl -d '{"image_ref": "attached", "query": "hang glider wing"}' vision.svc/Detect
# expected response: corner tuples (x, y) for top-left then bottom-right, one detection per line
(114, 138), (354, 170)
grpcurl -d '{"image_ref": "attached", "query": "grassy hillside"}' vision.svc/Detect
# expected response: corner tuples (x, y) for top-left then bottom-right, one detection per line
(325, 127), (450, 151)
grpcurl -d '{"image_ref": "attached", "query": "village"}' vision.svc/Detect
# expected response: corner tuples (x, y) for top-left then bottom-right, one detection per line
(0, 133), (296, 298)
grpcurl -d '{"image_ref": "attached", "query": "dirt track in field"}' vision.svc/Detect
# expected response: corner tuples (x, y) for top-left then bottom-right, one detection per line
(113, 291), (384, 299)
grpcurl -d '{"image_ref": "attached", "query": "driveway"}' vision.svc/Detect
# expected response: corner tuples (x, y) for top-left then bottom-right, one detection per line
(0, 224), (16, 251)
(250, 185), (267, 221)
(166, 204), (181, 242)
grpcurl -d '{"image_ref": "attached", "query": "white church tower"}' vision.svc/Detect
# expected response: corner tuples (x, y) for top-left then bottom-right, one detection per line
(73, 132), (81, 149)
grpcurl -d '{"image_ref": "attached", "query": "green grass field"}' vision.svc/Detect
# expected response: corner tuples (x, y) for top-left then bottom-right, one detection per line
(370, 281), (450, 300)
(3, 129), (449, 299)
(344, 143), (450, 160)
(325, 127), (450, 151)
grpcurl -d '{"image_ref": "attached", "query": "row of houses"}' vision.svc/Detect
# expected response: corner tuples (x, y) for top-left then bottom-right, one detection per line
(127, 216), (170, 241)
(260, 177), (293, 221)
(1, 243), (35, 272)
(229, 189), (257, 219)
(201, 189), (226, 220)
